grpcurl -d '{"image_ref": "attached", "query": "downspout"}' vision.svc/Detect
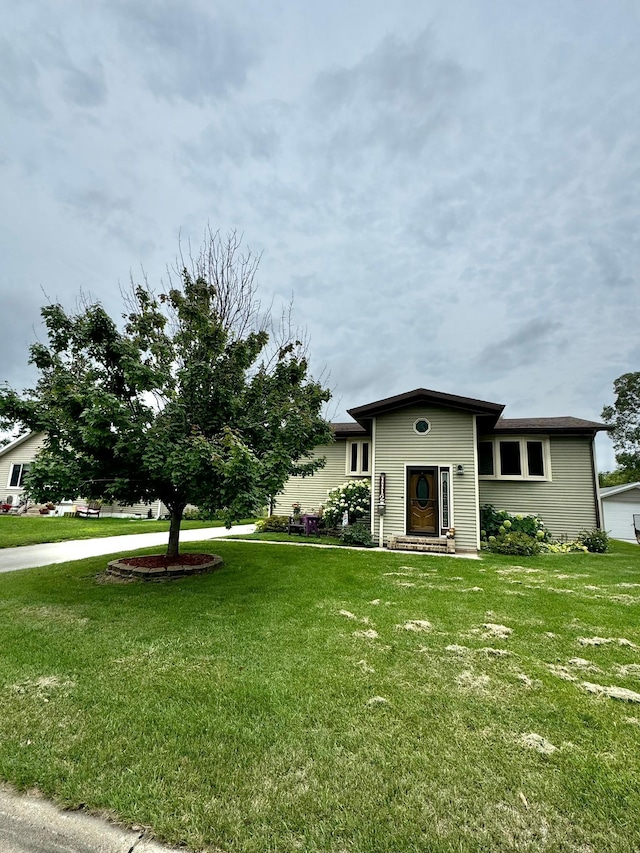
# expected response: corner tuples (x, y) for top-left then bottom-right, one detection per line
(370, 417), (377, 544)
(472, 414), (481, 551)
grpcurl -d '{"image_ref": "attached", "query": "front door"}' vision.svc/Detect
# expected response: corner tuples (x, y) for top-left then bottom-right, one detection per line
(407, 467), (438, 535)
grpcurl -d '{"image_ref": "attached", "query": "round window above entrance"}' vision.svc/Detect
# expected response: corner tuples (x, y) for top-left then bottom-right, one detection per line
(413, 418), (431, 435)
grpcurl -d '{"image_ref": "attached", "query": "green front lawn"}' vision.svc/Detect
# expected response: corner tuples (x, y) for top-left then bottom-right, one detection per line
(230, 530), (343, 546)
(0, 541), (639, 852)
(0, 516), (255, 549)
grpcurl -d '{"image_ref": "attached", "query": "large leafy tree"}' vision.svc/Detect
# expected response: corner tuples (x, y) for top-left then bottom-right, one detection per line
(0, 231), (333, 557)
(601, 371), (640, 483)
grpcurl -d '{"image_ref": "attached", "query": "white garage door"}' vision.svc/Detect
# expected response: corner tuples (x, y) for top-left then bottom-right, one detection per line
(602, 499), (640, 541)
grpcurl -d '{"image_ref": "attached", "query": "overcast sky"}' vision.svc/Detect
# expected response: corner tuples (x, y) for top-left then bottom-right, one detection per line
(2, 0), (639, 469)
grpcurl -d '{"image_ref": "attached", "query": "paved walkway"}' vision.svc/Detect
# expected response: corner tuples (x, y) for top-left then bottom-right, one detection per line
(0, 525), (256, 573)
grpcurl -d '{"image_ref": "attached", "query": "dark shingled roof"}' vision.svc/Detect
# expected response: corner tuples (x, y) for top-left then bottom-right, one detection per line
(332, 390), (610, 438)
(492, 417), (611, 434)
(331, 422), (368, 438)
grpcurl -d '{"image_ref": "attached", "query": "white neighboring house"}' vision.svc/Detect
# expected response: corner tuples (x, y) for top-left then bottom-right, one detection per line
(0, 431), (167, 518)
(600, 483), (640, 543)
(0, 432), (45, 509)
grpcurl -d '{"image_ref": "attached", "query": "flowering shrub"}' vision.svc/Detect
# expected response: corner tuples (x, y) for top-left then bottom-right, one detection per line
(485, 531), (542, 556)
(322, 480), (371, 528)
(480, 505), (550, 542)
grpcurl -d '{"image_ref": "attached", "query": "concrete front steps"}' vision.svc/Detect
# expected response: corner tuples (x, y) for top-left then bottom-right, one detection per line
(387, 535), (455, 554)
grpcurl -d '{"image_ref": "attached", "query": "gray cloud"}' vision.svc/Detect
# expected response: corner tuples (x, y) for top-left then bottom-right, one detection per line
(109, 0), (259, 103)
(309, 30), (469, 160)
(0, 0), (638, 465)
(182, 100), (285, 175)
(476, 318), (565, 377)
(0, 39), (48, 117)
(60, 59), (107, 108)
(61, 187), (131, 219)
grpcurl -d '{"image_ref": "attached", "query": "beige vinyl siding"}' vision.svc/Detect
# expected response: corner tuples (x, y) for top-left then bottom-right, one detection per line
(0, 432), (166, 517)
(478, 436), (597, 540)
(0, 433), (46, 502)
(274, 441), (366, 516)
(373, 406), (479, 551)
(99, 500), (166, 518)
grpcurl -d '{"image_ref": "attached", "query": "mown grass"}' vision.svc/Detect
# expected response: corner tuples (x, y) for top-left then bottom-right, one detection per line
(0, 540), (639, 852)
(231, 530), (343, 546)
(0, 516), (255, 549)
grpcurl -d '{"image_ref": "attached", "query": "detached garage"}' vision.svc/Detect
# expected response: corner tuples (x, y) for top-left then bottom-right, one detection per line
(600, 483), (640, 543)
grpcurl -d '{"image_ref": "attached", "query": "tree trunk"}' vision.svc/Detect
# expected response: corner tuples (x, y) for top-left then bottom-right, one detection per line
(166, 504), (185, 558)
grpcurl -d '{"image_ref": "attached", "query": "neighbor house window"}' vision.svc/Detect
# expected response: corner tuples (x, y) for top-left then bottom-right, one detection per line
(8, 463), (31, 488)
(346, 440), (371, 476)
(478, 438), (550, 480)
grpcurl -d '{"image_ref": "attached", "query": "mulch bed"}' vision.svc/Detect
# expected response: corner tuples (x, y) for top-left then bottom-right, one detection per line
(118, 553), (215, 569)
(107, 553), (223, 580)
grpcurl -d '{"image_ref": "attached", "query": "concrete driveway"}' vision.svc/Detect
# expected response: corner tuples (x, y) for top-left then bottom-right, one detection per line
(0, 524), (256, 573)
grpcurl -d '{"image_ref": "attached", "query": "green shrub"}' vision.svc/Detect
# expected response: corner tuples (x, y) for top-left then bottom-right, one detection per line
(577, 527), (610, 553)
(480, 504), (550, 542)
(256, 515), (290, 533)
(183, 507), (228, 521)
(340, 523), (374, 548)
(485, 531), (541, 556)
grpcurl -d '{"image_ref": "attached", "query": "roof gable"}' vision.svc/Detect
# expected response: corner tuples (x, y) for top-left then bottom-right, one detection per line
(0, 431), (41, 458)
(347, 388), (504, 425)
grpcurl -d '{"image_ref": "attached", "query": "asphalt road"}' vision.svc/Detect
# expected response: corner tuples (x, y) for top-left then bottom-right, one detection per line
(0, 785), (182, 853)
(0, 524), (256, 573)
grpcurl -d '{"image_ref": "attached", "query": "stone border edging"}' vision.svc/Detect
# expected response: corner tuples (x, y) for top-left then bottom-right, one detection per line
(107, 554), (223, 580)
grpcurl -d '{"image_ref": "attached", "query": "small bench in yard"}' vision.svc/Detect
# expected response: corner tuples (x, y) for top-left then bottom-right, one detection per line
(76, 502), (101, 518)
(287, 516), (306, 535)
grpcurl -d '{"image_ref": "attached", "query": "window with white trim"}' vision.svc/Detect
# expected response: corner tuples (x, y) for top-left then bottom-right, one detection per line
(478, 437), (550, 480)
(413, 418), (431, 435)
(440, 468), (451, 529)
(346, 440), (371, 475)
(8, 463), (31, 488)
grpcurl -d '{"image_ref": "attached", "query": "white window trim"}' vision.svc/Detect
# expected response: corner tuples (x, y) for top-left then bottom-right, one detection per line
(7, 463), (30, 489)
(478, 436), (552, 481)
(345, 439), (371, 476)
(413, 418), (431, 435)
